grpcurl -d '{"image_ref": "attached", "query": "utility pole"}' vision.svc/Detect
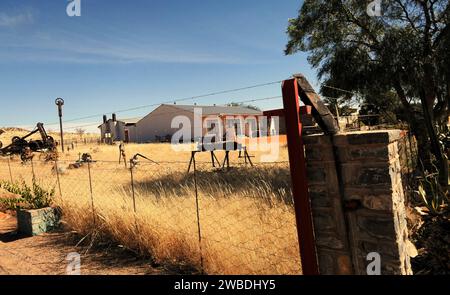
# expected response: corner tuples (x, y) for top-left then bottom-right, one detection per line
(55, 98), (65, 153)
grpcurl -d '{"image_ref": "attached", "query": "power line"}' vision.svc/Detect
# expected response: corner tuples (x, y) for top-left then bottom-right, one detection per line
(43, 80), (283, 126)
(322, 95), (360, 108)
(230, 96), (282, 105)
(322, 85), (356, 95)
(52, 95), (284, 131)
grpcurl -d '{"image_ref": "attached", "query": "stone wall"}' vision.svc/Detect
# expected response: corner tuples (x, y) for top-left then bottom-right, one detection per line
(304, 130), (414, 275)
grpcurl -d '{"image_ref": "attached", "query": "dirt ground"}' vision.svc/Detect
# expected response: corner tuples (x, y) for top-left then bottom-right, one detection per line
(0, 212), (172, 275)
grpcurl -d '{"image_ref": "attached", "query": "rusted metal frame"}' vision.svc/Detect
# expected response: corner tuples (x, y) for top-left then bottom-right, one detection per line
(210, 151), (216, 167)
(294, 74), (357, 273)
(282, 78), (319, 275)
(221, 151), (230, 168)
(319, 91), (357, 271)
(210, 151), (221, 168)
(244, 148), (254, 166)
(263, 106), (313, 117)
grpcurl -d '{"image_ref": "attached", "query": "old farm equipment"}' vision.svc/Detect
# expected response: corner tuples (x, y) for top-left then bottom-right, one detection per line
(187, 139), (254, 173)
(130, 153), (159, 168)
(0, 123), (57, 161)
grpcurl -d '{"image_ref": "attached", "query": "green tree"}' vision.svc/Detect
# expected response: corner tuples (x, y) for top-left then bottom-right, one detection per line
(323, 95), (358, 117)
(286, 0), (449, 185)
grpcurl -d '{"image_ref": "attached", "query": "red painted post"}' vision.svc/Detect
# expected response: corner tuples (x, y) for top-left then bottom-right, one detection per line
(282, 78), (319, 275)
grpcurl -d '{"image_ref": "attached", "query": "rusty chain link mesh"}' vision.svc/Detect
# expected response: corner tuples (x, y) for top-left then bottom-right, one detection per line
(0, 153), (301, 274)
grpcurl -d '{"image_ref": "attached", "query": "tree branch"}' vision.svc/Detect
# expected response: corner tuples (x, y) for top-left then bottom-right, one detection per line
(433, 23), (449, 47)
(434, 76), (450, 122)
(393, 78), (412, 112)
(420, 0), (432, 46)
(338, 0), (380, 46)
(394, 0), (419, 32)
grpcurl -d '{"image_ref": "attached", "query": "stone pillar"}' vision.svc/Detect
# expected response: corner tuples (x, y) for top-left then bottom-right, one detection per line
(304, 130), (413, 275)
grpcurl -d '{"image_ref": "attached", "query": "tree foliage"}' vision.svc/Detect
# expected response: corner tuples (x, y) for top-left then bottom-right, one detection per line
(286, 0), (449, 185)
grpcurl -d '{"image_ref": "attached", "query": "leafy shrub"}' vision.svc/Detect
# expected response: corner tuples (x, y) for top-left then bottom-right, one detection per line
(0, 180), (55, 210)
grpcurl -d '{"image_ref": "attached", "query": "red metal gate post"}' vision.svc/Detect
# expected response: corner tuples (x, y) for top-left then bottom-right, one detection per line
(282, 78), (319, 275)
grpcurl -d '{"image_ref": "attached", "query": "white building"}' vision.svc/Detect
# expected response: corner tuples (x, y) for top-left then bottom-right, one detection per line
(135, 104), (263, 142)
(98, 104), (264, 143)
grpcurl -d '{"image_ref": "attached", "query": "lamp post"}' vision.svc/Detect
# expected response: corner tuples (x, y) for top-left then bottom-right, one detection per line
(55, 98), (65, 152)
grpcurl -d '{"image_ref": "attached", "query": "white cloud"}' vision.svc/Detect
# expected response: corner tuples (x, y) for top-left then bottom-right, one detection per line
(0, 10), (34, 27)
(0, 26), (271, 65)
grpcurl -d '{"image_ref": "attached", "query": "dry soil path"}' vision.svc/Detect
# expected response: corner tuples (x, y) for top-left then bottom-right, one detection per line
(0, 212), (167, 275)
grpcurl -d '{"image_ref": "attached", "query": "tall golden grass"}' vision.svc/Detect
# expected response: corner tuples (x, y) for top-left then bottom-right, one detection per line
(0, 142), (301, 274)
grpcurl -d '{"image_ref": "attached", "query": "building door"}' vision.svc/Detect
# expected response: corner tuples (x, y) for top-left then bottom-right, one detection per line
(124, 130), (129, 143)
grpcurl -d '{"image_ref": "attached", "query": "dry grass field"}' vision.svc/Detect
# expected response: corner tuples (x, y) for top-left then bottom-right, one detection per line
(0, 131), (301, 275)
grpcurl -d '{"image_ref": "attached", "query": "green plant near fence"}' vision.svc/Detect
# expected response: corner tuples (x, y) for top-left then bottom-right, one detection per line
(416, 171), (449, 215)
(0, 179), (55, 210)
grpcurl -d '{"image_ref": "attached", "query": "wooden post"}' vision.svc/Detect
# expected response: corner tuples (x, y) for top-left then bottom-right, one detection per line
(87, 161), (96, 225)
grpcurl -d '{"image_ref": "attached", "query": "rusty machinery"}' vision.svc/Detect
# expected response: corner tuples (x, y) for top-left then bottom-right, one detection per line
(0, 123), (57, 161)
(66, 153), (95, 169)
(129, 153), (159, 168)
(118, 144), (159, 169)
(78, 153), (94, 163)
(118, 142), (127, 167)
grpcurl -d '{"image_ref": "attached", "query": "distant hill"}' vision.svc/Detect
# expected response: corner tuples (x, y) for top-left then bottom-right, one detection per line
(0, 127), (30, 132)
(0, 127), (99, 146)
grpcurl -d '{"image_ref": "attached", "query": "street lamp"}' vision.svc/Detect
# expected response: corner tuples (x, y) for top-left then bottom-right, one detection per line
(55, 98), (65, 152)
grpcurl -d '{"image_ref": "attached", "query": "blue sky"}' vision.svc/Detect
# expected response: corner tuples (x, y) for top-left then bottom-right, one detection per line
(0, 0), (316, 132)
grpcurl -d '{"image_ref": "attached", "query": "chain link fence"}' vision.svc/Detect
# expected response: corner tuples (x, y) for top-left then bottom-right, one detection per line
(0, 153), (301, 274)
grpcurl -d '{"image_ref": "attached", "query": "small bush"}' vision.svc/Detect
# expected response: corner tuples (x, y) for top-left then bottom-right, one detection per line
(0, 180), (55, 210)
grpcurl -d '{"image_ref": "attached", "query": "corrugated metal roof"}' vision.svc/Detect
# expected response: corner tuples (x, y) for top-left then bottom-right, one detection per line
(123, 118), (141, 124)
(163, 104), (262, 115)
(98, 105), (262, 129)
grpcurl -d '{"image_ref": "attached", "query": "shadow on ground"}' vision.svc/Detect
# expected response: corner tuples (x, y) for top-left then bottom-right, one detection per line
(0, 212), (197, 275)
